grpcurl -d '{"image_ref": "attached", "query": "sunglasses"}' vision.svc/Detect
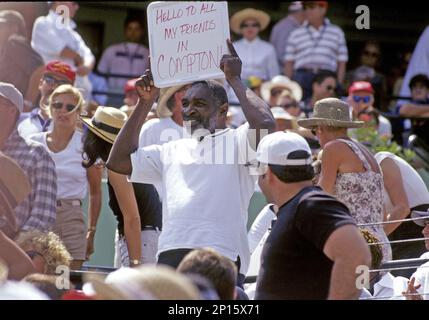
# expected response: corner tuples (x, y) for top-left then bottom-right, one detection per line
(352, 96), (371, 103)
(241, 23), (260, 29)
(363, 50), (379, 58)
(43, 75), (70, 86)
(311, 128), (318, 136)
(52, 101), (77, 112)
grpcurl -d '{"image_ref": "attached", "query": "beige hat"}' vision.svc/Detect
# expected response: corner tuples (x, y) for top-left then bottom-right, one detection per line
(157, 85), (186, 118)
(86, 265), (201, 300)
(0, 152), (31, 232)
(261, 75), (303, 103)
(0, 82), (23, 113)
(230, 8), (270, 35)
(297, 98), (364, 129)
(80, 106), (128, 144)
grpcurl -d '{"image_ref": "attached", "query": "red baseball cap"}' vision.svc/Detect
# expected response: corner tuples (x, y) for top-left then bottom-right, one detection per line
(348, 81), (374, 95)
(124, 78), (139, 94)
(44, 60), (76, 84)
(61, 290), (94, 300)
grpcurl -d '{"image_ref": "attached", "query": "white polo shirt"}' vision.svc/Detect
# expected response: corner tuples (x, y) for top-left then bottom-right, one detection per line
(130, 123), (258, 274)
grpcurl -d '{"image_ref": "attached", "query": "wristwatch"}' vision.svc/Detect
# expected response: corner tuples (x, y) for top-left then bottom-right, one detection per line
(87, 226), (96, 232)
(130, 259), (140, 267)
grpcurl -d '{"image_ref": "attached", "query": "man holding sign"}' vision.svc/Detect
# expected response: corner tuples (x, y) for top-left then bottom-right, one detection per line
(107, 40), (274, 286)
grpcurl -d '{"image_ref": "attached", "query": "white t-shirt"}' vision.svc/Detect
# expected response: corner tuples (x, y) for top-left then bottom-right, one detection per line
(375, 152), (429, 211)
(139, 117), (184, 199)
(18, 112), (53, 140)
(359, 272), (409, 300)
(247, 204), (276, 254)
(411, 252), (429, 300)
(378, 115), (392, 137)
(29, 130), (88, 200)
(130, 123), (258, 274)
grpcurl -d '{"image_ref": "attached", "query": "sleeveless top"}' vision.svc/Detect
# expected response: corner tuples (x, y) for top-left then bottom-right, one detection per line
(333, 139), (392, 261)
(107, 180), (162, 237)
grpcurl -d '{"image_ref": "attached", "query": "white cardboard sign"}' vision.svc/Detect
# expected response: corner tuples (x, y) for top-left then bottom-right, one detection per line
(147, 1), (230, 88)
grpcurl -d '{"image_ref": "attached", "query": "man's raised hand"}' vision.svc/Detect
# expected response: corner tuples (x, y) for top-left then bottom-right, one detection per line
(135, 59), (160, 103)
(220, 39), (242, 82)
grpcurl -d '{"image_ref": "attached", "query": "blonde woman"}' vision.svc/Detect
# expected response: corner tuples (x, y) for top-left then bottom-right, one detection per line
(28, 84), (102, 270)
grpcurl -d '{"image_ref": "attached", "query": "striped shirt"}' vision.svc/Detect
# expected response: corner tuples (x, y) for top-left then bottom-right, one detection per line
(284, 19), (348, 72)
(3, 128), (57, 232)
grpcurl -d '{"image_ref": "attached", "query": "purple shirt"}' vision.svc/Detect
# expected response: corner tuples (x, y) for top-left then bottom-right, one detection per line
(270, 15), (301, 68)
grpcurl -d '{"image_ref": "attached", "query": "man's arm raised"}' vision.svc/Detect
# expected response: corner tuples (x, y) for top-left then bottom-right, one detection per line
(106, 69), (160, 175)
(220, 40), (275, 148)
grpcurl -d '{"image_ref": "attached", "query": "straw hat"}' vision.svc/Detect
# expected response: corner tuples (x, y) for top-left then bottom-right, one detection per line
(157, 85), (186, 118)
(297, 98), (364, 129)
(261, 75), (303, 103)
(0, 152), (31, 232)
(80, 106), (128, 144)
(85, 265), (201, 300)
(230, 8), (270, 34)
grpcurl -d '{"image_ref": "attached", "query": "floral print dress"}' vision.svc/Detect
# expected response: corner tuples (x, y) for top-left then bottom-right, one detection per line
(333, 139), (392, 262)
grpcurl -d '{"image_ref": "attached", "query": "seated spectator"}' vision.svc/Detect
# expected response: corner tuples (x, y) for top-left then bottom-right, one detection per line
(31, 1), (95, 102)
(302, 70), (337, 117)
(119, 78), (139, 117)
(22, 273), (72, 300)
(345, 41), (387, 110)
(398, 74), (429, 146)
(28, 84), (102, 270)
(0, 10), (44, 110)
(347, 81), (392, 139)
(88, 72), (108, 106)
(177, 248), (238, 300)
(271, 107), (297, 131)
(97, 15), (149, 106)
(1, 82), (57, 234)
(0, 152), (35, 281)
(402, 210), (429, 300)
(15, 230), (72, 275)
(277, 93), (305, 118)
(18, 60), (75, 139)
(359, 229), (408, 300)
(226, 8), (279, 104)
(260, 75), (302, 108)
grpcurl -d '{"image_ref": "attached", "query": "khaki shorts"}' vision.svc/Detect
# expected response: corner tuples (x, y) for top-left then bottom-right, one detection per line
(54, 199), (86, 261)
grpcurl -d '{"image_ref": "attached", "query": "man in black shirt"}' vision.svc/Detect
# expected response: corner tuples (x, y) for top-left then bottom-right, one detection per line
(254, 131), (371, 300)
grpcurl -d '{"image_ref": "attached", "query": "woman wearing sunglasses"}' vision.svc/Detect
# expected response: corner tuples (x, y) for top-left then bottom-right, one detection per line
(28, 84), (102, 270)
(226, 8), (280, 103)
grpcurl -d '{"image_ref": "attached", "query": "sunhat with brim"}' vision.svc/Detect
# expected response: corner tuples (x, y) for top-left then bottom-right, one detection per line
(261, 75), (303, 103)
(84, 265), (201, 300)
(230, 8), (270, 35)
(297, 98), (364, 129)
(80, 106), (128, 144)
(410, 210), (429, 227)
(156, 85), (187, 118)
(0, 152), (31, 233)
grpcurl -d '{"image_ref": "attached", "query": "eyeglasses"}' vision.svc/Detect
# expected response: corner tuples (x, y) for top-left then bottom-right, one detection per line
(241, 23), (260, 29)
(52, 101), (77, 112)
(311, 128), (318, 136)
(363, 50), (379, 58)
(352, 96), (371, 103)
(43, 75), (70, 86)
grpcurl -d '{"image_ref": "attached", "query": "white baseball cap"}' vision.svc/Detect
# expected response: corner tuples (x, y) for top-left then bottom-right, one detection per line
(0, 82), (23, 113)
(411, 209), (429, 227)
(256, 131), (312, 166)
